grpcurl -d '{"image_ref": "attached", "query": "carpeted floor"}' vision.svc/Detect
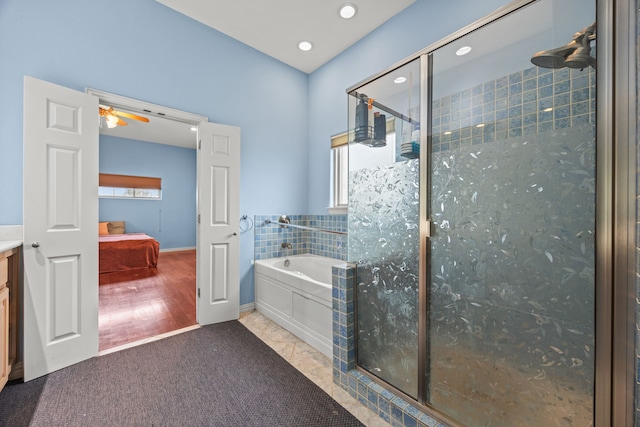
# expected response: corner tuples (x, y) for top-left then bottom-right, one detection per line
(0, 321), (363, 426)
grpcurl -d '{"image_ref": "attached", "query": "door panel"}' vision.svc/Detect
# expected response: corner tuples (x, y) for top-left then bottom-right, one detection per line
(197, 122), (240, 325)
(23, 76), (99, 381)
(48, 255), (80, 342)
(210, 244), (228, 302)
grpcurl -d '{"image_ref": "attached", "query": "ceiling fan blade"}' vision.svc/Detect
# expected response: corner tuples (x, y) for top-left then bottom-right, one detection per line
(113, 110), (150, 123)
(114, 117), (128, 126)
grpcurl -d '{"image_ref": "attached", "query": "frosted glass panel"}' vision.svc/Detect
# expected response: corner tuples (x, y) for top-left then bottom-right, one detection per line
(350, 159), (420, 397)
(428, 125), (595, 425)
(349, 58), (421, 398)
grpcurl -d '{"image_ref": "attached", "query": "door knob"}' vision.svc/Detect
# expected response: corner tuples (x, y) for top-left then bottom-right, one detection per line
(32, 242), (40, 248)
(232, 232), (238, 236)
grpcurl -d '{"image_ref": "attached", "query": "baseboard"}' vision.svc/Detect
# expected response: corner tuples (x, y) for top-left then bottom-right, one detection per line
(159, 246), (196, 253)
(240, 302), (255, 313)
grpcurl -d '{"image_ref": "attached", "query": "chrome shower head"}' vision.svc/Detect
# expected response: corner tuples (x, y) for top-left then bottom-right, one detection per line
(531, 22), (596, 70)
(564, 46), (596, 69)
(531, 43), (577, 69)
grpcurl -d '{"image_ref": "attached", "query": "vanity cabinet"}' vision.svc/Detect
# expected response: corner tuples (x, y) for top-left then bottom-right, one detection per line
(0, 245), (21, 391)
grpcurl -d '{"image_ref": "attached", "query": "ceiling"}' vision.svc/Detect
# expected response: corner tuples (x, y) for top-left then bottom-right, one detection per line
(155, 0), (416, 74)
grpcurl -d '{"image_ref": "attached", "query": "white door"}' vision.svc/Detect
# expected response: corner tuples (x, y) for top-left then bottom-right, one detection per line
(196, 122), (240, 325)
(23, 76), (99, 381)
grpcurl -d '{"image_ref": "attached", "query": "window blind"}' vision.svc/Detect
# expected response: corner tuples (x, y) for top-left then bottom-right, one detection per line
(99, 173), (161, 190)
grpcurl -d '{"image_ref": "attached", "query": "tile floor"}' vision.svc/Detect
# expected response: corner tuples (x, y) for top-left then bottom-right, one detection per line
(239, 310), (391, 427)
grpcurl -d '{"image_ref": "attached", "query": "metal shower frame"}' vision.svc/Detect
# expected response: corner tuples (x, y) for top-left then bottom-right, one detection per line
(345, 0), (636, 424)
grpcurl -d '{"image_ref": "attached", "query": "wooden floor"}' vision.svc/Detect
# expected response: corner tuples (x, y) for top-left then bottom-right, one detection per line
(98, 250), (196, 352)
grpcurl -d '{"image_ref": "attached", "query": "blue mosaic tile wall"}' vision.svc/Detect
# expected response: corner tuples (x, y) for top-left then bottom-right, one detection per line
(332, 263), (448, 427)
(431, 66), (595, 153)
(254, 214), (347, 261)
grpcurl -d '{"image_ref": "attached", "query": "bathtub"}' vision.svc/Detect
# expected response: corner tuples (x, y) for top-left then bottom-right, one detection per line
(254, 254), (338, 358)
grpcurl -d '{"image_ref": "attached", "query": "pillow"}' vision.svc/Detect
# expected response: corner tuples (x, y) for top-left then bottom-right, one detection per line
(99, 222), (109, 236)
(107, 221), (125, 234)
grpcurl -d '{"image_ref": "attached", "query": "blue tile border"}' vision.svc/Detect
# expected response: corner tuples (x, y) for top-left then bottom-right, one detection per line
(431, 65), (595, 153)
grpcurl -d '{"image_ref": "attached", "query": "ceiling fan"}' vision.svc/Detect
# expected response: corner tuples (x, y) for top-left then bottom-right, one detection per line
(99, 105), (150, 128)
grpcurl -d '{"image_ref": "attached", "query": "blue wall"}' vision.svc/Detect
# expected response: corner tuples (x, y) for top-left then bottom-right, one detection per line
(0, 0), (309, 306)
(99, 135), (196, 250)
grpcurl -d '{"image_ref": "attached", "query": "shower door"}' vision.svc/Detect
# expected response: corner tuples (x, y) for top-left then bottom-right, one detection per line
(426, 0), (596, 425)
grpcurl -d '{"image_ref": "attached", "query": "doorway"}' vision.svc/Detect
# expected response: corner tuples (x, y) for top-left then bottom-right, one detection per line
(89, 89), (203, 352)
(24, 78), (241, 380)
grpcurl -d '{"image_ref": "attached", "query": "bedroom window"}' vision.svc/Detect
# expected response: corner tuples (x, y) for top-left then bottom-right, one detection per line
(99, 173), (162, 200)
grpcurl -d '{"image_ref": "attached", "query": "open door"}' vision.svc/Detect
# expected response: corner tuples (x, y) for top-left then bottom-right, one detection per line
(23, 76), (99, 381)
(196, 122), (240, 325)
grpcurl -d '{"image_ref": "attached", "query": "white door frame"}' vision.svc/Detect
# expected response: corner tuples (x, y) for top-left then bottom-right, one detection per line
(87, 88), (238, 326)
(24, 82), (241, 380)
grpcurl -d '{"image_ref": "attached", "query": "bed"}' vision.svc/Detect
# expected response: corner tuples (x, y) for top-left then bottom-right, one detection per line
(99, 221), (160, 274)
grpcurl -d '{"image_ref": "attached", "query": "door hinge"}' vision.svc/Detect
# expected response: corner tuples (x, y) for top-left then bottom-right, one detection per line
(198, 140), (201, 150)
(198, 288), (201, 298)
(198, 214), (201, 224)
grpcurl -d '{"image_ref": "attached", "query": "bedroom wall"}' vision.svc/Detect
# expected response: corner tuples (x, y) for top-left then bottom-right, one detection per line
(0, 0), (309, 306)
(99, 135), (196, 250)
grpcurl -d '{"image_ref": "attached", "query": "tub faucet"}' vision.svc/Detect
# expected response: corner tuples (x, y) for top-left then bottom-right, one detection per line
(281, 242), (292, 249)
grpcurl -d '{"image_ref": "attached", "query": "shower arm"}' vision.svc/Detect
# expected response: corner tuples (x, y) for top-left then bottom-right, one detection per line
(354, 92), (419, 126)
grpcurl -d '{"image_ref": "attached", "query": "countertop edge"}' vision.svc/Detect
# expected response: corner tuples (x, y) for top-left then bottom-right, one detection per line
(0, 240), (23, 253)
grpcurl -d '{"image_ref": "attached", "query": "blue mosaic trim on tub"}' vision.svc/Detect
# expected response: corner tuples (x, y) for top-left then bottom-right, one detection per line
(254, 214), (347, 261)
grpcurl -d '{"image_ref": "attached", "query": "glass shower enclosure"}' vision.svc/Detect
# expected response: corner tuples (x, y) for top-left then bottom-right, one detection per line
(347, 0), (596, 425)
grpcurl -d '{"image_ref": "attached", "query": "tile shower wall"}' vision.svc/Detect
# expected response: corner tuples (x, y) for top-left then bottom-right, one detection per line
(254, 214), (347, 261)
(431, 66), (595, 153)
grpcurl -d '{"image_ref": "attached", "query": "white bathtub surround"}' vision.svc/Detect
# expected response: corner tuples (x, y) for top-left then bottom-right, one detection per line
(254, 254), (337, 358)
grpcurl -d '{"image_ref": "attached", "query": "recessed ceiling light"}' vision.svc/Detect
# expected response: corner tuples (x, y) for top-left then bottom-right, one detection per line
(394, 76), (407, 84)
(339, 3), (358, 19)
(190, 126), (197, 132)
(476, 123), (485, 128)
(444, 131), (452, 135)
(456, 46), (472, 56)
(298, 40), (313, 52)
(543, 107), (553, 112)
